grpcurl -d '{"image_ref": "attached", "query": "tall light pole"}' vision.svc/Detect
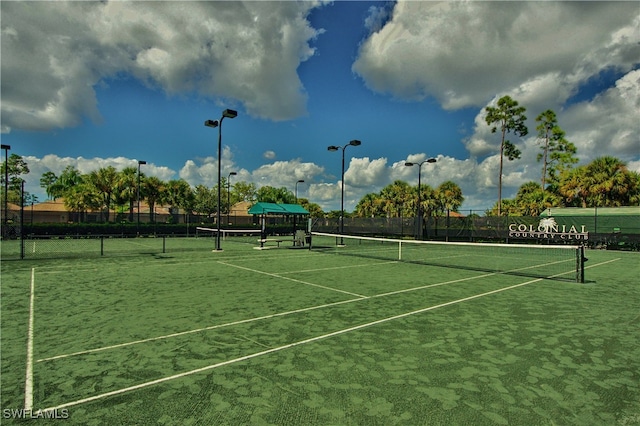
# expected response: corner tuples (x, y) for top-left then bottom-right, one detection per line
(328, 140), (361, 243)
(205, 108), (237, 251)
(137, 160), (146, 235)
(405, 157), (436, 240)
(293, 179), (305, 238)
(227, 171), (237, 225)
(1, 144), (10, 233)
(295, 179), (304, 203)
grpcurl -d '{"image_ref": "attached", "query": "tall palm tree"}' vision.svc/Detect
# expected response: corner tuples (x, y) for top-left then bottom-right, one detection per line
(64, 178), (99, 222)
(88, 166), (119, 222)
(116, 167), (139, 222)
(355, 193), (381, 218)
(165, 179), (194, 222)
(558, 167), (590, 207)
(585, 156), (632, 207)
(435, 181), (464, 216)
(515, 181), (558, 216)
(143, 176), (166, 223)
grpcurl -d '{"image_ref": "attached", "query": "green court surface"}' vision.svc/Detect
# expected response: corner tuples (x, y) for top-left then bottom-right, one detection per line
(1, 240), (638, 425)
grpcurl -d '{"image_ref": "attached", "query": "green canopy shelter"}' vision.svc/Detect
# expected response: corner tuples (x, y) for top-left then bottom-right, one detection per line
(248, 203), (310, 247)
(248, 202), (310, 216)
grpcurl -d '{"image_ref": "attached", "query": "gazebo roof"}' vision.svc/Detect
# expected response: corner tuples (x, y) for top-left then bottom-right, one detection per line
(247, 202), (309, 215)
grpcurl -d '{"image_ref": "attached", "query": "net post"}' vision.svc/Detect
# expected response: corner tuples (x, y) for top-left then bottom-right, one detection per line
(578, 245), (585, 283)
(398, 241), (402, 260)
(100, 235), (104, 256)
(163, 235), (166, 253)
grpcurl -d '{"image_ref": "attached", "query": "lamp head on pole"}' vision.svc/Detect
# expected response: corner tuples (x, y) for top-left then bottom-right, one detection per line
(1, 145), (10, 150)
(138, 160), (147, 165)
(426, 158), (437, 163)
(297, 179), (305, 184)
(229, 171), (237, 177)
(349, 140), (361, 147)
(204, 119), (219, 128)
(222, 109), (238, 119)
(404, 162), (415, 167)
(327, 145), (339, 152)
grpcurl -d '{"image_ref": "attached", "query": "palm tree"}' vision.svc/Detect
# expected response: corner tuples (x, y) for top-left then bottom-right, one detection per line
(116, 167), (139, 222)
(88, 166), (118, 222)
(355, 193), (381, 218)
(165, 179), (194, 222)
(379, 180), (412, 218)
(558, 167), (590, 207)
(585, 157), (632, 207)
(144, 176), (165, 223)
(64, 178), (99, 222)
(435, 181), (464, 216)
(514, 181), (558, 216)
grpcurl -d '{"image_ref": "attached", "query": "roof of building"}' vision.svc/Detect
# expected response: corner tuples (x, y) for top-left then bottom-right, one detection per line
(247, 202), (310, 215)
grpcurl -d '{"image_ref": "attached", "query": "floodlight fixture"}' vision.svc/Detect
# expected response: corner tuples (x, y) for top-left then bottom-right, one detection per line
(204, 119), (219, 128)
(405, 157), (437, 239)
(222, 109), (238, 119)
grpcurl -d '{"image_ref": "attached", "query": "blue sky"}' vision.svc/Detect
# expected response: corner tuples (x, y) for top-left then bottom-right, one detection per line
(2, 1), (639, 212)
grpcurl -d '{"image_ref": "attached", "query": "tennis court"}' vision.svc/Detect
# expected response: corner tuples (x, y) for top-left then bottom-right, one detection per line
(1, 235), (638, 425)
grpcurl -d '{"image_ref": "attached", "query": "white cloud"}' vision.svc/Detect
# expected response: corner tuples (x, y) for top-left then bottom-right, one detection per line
(1, 1), (324, 133)
(21, 155), (175, 201)
(354, 1), (640, 110)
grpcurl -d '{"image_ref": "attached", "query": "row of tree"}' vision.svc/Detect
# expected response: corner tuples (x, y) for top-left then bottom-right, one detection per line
(1, 151), (638, 223)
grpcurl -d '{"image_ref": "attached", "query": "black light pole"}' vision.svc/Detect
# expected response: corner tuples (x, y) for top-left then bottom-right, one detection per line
(137, 160), (146, 235)
(1, 144), (10, 234)
(205, 109), (237, 251)
(293, 179), (305, 238)
(328, 140), (361, 244)
(405, 158), (436, 239)
(227, 171), (236, 225)
(295, 179), (304, 203)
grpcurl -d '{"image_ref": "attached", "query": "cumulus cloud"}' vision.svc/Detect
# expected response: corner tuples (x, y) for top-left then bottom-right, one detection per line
(354, 1), (639, 110)
(1, 1), (324, 132)
(21, 155), (175, 200)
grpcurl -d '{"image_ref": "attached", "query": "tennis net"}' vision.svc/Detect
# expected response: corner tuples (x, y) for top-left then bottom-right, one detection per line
(310, 232), (586, 283)
(195, 227), (262, 245)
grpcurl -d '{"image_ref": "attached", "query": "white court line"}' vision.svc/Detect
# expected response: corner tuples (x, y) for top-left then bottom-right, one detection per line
(265, 260), (398, 275)
(36, 256), (583, 362)
(38, 274), (550, 414)
(34, 258), (620, 412)
(24, 268), (35, 411)
(217, 261), (367, 298)
(37, 271), (493, 363)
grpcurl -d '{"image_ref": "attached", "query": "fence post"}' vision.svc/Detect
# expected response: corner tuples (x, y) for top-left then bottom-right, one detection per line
(100, 236), (104, 256)
(20, 181), (24, 259)
(163, 235), (166, 253)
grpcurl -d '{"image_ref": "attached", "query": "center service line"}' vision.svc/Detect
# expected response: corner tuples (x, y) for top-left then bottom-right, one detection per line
(40, 275), (546, 414)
